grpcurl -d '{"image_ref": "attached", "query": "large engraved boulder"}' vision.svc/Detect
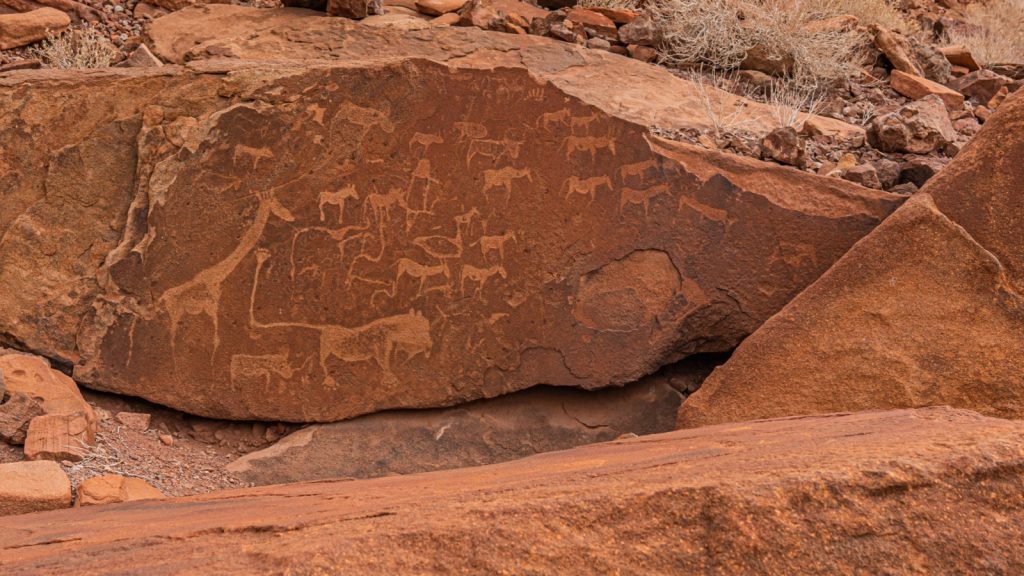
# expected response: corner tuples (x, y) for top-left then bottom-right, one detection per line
(1, 54), (900, 421)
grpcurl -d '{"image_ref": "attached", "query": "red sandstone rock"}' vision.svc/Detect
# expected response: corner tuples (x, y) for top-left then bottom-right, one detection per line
(0, 8), (70, 50)
(0, 461), (71, 517)
(678, 193), (1024, 428)
(2, 408), (1024, 573)
(0, 392), (45, 445)
(868, 94), (955, 153)
(76, 475), (164, 506)
(924, 89), (1024, 289)
(0, 353), (96, 433)
(1, 10), (899, 422)
(889, 69), (964, 111)
(227, 365), (696, 485)
(938, 44), (980, 71)
(24, 413), (96, 461)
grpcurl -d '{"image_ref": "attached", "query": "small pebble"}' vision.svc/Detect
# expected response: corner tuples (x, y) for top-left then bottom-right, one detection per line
(159, 434), (174, 446)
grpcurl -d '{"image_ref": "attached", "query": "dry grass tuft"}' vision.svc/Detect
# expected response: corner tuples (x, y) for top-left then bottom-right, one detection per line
(766, 80), (825, 127)
(686, 68), (757, 139)
(649, 0), (872, 88)
(945, 0), (1024, 65)
(32, 27), (119, 69)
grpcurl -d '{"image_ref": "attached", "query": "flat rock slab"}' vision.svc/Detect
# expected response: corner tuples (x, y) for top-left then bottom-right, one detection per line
(679, 193), (1024, 427)
(2, 407), (1024, 573)
(0, 460), (71, 517)
(227, 362), (697, 485)
(0, 58), (900, 421)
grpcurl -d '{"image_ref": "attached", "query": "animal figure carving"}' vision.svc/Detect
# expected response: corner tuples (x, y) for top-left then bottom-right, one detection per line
(478, 232), (517, 261)
(619, 184), (669, 215)
(460, 264), (508, 296)
(564, 136), (616, 161)
(564, 175), (612, 204)
(483, 167), (533, 199)
(318, 185), (358, 221)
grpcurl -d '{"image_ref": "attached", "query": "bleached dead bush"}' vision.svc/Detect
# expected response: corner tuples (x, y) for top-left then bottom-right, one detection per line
(32, 27), (119, 69)
(945, 0), (1024, 65)
(686, 68), (757, 139)
(649, 0), (869, 88)
(766, 80), (825, 127)
(819, 0), (916, 32)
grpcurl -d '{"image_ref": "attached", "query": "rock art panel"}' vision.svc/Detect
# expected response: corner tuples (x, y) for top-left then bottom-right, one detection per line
(2, 62), (900, 421)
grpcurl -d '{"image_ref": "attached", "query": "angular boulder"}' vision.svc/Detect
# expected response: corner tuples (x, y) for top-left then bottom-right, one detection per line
(0, 460), (71, 517)
(3, 408), (1024, 573)
(0, 353), (96, 433)
(678, 193), (1024, 427)
(0, 8), (70, 51)
(24, 413), (96, 461)
(0, 392), (45, 445)
(924, 89), (1024, 289)
(1, 29), (900, 421)
(227, 362), (704, 485)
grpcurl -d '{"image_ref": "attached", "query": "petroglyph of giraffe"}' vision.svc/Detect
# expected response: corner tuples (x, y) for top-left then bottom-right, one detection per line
(157, 169), (296, 353)
(250, 250), (433, 388)
(564, 175), (613, 204)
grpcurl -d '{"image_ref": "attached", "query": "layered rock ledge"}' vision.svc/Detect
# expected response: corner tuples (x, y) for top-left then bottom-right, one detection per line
(2, 407), (1023, 574)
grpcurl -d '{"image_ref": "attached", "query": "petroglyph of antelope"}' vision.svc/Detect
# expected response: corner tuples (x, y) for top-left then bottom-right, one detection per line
(564, 175), (612, 204)
(318, 185), (359, 222)
(229, 353), (299, 389)
(467, 138), (524, 166)
(410, 132), (444, 153)
(537, 109), (571, 132)
(619, 183), (669, 215)
(453, 121), (488, 142)
(477, 231), (517, 261)
(460, 264), (508, 297)
(483, 167), (533, 200)
(564, 136), (616, 161)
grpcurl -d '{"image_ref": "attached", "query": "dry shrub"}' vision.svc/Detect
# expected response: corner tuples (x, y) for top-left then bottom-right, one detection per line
(766, 80), (825, 127)
(819, 0), (916, 32)
(649, 0), (870, 88)
(686, 68), (756, 138)
(945, 0), (1024, 65)
(579, 0), (641, 8)
(32, 27), (119, 69)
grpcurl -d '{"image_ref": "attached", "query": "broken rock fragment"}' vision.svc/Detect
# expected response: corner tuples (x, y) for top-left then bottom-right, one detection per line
(24, 413), (96, 462)
(868, 95), (955, 153)
(76, 474), (164, 506)
(0, 392), (45, 445)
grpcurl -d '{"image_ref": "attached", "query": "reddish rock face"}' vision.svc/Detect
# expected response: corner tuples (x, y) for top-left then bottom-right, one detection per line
(678, 193), (1024, 428)
(924, 90), (1024, 289)
(0, 59), (900, 421)
(3, 407), (1024, 573)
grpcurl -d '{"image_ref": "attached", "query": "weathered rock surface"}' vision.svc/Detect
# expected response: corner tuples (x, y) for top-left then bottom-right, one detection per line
(3, 407), (1024, 573)
(0, 49), (900, 420)
(76, 474), (164, 506)
(889, 69), (964, 112)
(678, 193), (1024, 427)
(0, 392), (45, 445)
(924, 90), (1024, 289)
(228, 361), (708, 485)
(0, 8), (70, 50)
(144, 6), (864, 142)
(0, 461), (71, 517)
(0, 353), (96, 432)
(868, 94), (955, 153)
(24, 412), (95, 461)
